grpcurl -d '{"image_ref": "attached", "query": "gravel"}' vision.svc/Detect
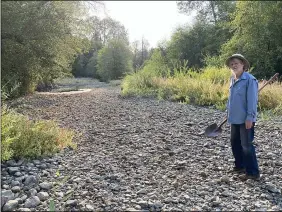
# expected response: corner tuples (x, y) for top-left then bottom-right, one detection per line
(2, 85), (282, 211)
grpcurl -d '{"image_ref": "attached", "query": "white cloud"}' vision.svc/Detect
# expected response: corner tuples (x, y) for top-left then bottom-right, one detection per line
(95, 1), (195, 48)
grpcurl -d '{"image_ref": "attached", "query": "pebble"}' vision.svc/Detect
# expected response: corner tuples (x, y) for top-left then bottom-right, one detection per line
(37, 192), (49, 201)
(24, 196), (41, 208)
(3, 200), (18, 211)
(39, 182), (52, 190)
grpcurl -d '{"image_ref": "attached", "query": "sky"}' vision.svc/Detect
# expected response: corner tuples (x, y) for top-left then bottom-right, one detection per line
(95, 1), (195, 48)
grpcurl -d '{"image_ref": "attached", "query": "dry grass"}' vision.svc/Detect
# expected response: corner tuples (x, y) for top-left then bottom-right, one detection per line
(121, 66), (282, 114)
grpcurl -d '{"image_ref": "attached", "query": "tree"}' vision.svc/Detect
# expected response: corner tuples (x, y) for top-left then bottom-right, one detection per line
(97, 39), (133, 82)
(85, 51), (99, 78)
(166, 20), (231, 69)
(131, 37), (150, 72)
(1, 1), (93, 96)
(220, 1), (282, 78)
(177, 1), (235, 24)
(72, 16), (130, 78)
(85, 16), (129, 45)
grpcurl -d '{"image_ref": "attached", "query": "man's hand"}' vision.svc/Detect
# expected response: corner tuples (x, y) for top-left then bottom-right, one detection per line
(245, 120), (253, 129)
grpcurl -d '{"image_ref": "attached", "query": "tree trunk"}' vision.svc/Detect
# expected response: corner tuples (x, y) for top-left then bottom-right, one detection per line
(210, 1), (217, 24)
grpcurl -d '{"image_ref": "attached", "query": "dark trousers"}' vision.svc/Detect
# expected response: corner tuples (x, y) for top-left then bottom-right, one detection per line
(230, 123), (259, 176)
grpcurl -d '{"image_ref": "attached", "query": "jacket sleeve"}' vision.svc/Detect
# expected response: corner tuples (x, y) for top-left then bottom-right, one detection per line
(246, 78), (258, 121)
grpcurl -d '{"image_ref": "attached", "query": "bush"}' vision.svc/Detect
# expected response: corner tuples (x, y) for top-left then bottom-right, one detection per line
(121, 72), (158, 97)
(1, 105), (76, 161)
(121, 64), (282, 114)
(258, 82), (282, 115)
(200, 66), (231, 85)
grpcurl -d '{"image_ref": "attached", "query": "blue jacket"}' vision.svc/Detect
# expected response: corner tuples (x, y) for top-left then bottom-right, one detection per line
(227, 72), (258, 124)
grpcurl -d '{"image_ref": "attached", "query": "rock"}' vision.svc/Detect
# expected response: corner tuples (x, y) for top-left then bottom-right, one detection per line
(24, 175), (38, 187)
(271, 206), (281, 211)
(26, 163), (34, 167)
(85, 204), (94, 211)
(28, 188), (37, 197)
(65, 199), (78, 207)
(15, 197), (23, 204)
(15, 176), (25, 183)
(200, 171), (208, 178)
(33, 160), (41, 165)
(39, 164), (47, 169)
(6, 159), (17, 167)
(20, 195), (28, 202)
(11, 180), (21, 187)
(220, 176), (230, 183)
(39, 182), (52, 190)
(3, 200), (18, 211)
(37, 192), (49, 201)
(2, 185), (9, 189)
(153, 201), (163, 208)
(73, 177), (82, 183)
(42, 170), (49, 176)
(8, 167), (20, 175)
(56, 192), (64, 198)
(137, 200), (147, 208)
(202, 204), (209, 210)
(211, 196), (221, 206)
(11, 186), (21, 193)
(18, 208), (31, 212)
(135, 205), (142, 210)
(81, 191), (88, 196)
(125, 208), (139, 212)
(1, 190), (14, 207)
(14, 172), (23, 177)
(221, 191), (230, 197)
(265, 183), (280, 193)
(24, 196), (41, 208)
(137, 189), (147, 195)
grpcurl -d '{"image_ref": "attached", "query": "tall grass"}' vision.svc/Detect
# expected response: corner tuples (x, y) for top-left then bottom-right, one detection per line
(121, 62), (282, 115)
(1, 105), (76, 161)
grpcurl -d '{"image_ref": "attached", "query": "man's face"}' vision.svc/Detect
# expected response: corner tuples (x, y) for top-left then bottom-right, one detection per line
(228, 58), (244, 76)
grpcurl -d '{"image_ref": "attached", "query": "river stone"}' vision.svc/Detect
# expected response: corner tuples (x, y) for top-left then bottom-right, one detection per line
(3, 200), (18, 211)
(24, 196), (41, 208)
(37, 192), (49, 201)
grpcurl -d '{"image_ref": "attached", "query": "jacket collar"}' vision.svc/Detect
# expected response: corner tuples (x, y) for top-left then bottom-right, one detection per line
(231, 71), (247, 81)
(230, 72), (247, 87)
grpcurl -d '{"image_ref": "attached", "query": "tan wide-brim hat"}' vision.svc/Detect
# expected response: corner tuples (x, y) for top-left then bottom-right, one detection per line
(225, 54), (250, 71)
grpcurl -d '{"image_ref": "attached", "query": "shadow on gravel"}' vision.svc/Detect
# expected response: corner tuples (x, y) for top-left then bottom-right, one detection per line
(256, 179), (282, 208)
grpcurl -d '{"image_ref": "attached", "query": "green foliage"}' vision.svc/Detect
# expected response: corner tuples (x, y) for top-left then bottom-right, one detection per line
(220, 1), (282, 78)
(84, 52), (99, 78)
(49, 199), (55, 212)
(97, 39), (133, 82)
(177, 1), (236, 24)
(1, 105), (76, 161)
(1, 1), (91, 97)
(200, 66), (231, 84)
(122, 64), (282, 114)
(166, 20), (233, 69)
(72, 16), (130, 78)
(121, 72), (158, 97)
(142, 49), (170, 77)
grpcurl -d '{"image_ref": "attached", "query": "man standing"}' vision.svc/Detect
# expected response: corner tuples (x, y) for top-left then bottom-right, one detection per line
(226, 54), (260, 180)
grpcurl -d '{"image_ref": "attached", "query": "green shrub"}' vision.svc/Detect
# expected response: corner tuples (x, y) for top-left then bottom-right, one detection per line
(121, 71), (159, 97)
(1, 105), (76, 161)
(200, 66), (231, 85)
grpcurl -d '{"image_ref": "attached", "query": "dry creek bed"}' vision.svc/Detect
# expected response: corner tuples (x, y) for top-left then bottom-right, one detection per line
(1, 85), (282, 211)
